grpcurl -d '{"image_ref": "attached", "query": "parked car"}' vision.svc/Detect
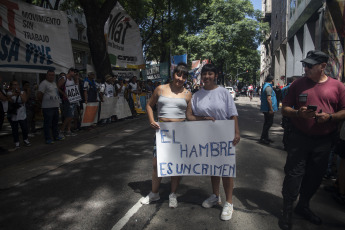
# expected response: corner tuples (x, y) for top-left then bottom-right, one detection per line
(225, 86), (236, 100)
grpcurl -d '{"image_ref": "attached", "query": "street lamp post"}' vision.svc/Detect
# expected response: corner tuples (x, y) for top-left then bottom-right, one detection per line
(235, 69), (248, 85)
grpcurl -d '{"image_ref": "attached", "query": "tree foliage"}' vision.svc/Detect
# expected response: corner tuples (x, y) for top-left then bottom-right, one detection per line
(174, 0), (266, 85)
(26, 0), (267, 84)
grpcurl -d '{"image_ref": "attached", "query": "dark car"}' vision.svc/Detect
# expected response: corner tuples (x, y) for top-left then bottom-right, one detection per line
(239, 86), (247, 96)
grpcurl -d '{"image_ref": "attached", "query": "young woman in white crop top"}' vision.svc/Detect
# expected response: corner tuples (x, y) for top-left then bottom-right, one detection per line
(141, 63), (192, 208)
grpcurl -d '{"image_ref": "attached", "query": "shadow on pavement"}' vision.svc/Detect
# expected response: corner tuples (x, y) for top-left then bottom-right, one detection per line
(235, 187), (281, 218)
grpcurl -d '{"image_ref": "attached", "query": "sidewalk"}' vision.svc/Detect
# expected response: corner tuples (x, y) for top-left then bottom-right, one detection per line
(0, 114), (149, 189)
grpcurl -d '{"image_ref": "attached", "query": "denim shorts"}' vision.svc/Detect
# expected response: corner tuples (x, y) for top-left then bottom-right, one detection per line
(153, 135), (157, 158)
(62, 101), (76, 118)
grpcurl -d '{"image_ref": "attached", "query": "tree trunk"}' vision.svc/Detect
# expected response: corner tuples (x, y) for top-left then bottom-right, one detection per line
(79, 0), (117, 81)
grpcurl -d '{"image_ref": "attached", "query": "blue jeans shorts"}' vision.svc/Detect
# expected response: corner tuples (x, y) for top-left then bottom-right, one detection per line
(62, 101), (77, 118)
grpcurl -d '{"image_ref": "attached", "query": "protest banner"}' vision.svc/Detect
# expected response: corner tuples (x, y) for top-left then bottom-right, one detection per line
(0, 0), (74, 73)
(105, 2), (145, 69)
(112, 69), (139, 81)
(99, 96), (117, 119)
(156, 120), (236, 177)
(81, 102), (99, 127)
(65, 85), (81, 103)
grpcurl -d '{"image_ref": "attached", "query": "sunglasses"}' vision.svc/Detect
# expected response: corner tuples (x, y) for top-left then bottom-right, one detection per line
(302, 62), (315, 69)
(176, 72), (188, 78)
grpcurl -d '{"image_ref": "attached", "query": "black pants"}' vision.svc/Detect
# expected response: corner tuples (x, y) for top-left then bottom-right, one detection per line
(0, 102), (4, 131)
(282, 130), (333, 205)
(8, 118), (29, 143)
(260, 112), (274, 140)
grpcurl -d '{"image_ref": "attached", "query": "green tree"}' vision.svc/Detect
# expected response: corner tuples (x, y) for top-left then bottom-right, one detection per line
(176, 0), (266, 85)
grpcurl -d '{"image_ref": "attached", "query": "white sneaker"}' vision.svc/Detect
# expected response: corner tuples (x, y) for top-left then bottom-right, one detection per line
(202, 194), (221, 208)
(65, 131), (77, 137)
(169, 193), (178, 208)
(58, 132), (65, 139)
(220, 202), (233, 221)
(141, 192), (160, 204)
(23, 139), (31, 147)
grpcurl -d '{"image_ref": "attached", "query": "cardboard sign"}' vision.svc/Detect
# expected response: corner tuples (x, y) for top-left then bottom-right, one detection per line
(65, 85), (81, 103)
(81, 102), (99, 127)
(156, 120), (236, 177)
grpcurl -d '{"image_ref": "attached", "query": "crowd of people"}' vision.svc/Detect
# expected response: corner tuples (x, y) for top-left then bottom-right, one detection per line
(0, 68), (164, 150)
(0, 50), (344, 227)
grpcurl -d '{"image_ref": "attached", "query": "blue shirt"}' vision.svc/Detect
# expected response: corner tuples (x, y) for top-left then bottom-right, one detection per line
(260, 82), (278, 112)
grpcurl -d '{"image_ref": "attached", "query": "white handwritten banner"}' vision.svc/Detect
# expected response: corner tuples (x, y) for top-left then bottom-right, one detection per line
(0, 0), (74, 73)
(65, 85), (81, 103)
(156, 120), (236, 177)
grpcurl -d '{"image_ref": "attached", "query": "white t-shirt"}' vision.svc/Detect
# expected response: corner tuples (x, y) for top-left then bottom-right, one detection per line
(65, 78), (75, 87)
(103, 83), (114, 97)
(38, 80), (61, 108)
(116, 84), (125, 97)
(7, 91), (26, 121)
(191, 86), (238, 120)
(129, 82), (137, 91)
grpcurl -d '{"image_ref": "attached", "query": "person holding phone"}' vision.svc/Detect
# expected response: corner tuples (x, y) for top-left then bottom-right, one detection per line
(279, 50), (345, 230)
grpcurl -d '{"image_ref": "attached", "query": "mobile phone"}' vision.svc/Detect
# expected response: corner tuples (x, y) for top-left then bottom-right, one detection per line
(307, 105), (317, 111)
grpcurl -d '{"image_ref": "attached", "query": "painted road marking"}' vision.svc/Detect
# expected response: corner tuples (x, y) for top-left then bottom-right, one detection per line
(111, 198), (144, 230)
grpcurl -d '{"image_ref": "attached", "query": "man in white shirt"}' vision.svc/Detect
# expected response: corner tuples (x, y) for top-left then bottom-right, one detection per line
(37, 69), (64, 144)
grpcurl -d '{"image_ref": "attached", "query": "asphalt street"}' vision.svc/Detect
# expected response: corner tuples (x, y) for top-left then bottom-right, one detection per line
(0, 96), (344, 230)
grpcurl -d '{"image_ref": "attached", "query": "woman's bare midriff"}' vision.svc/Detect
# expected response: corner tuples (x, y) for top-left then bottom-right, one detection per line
(159, 117), (185, 122)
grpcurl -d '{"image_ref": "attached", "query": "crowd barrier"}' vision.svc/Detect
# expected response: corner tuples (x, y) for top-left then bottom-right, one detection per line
(80, 93), (150, 127)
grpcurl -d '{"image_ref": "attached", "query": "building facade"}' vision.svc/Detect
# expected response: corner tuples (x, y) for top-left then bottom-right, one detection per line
(262, 0), (345, 85)
(260, 0), (272, 86)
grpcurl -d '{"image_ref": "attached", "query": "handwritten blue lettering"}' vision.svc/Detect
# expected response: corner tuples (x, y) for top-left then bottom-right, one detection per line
(167, 162), (173, 175)
(211, 142), (220, 157)
(172, 130), (180, 144)
(193, 164), (201, 174)
(160, 162), (167, 176)
(160, 130), (170, 143)
(180, 144), (187, 158)
(199, 143), (208, 157)
(189, 145), (198, 158)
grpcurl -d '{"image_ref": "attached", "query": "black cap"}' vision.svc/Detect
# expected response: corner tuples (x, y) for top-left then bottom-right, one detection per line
(300, 50), (329, 65)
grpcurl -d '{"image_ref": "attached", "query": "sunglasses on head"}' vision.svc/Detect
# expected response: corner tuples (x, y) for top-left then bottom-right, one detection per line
(302, 62), (316, 69)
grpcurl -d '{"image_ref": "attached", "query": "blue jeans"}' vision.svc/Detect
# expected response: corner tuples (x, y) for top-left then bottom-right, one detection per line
(42, 107), (59, 141)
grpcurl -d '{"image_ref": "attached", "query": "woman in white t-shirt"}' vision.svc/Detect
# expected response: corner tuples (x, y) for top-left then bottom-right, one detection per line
(186, 63), (240, 221)
(7, 80), (31, 149)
